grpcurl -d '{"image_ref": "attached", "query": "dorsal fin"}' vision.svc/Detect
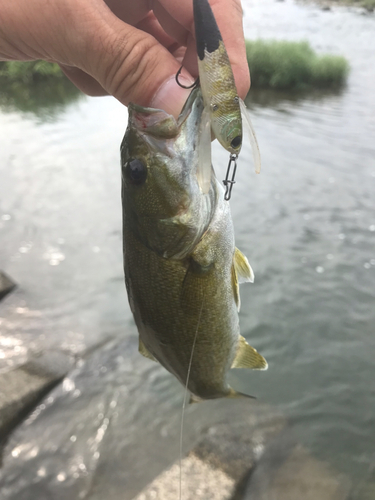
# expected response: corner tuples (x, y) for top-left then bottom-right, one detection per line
(231, 336), (268, 370)
(234, 247), (254, 283)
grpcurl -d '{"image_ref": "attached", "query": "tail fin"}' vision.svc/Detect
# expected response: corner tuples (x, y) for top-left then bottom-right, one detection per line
(227, 388), (257, 400)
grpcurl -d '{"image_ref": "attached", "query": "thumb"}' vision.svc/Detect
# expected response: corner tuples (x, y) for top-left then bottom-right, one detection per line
(149, 72), (195, 118)
(77, 6), (194, 117)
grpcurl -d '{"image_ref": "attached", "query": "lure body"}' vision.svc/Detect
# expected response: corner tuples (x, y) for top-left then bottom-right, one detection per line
(193, 0), (243, 155)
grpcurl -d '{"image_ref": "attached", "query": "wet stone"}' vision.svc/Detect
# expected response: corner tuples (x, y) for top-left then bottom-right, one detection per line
(0, 351), (72, 443)
(132, 411), (286, 500)
(243, 440), (352, 500)
(351, 480), (375, 500)
(0, 271), (16, 301)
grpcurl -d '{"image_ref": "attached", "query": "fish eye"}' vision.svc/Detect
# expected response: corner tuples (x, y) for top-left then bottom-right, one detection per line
(211, 104), (219, 112)
(234, 96), (239, 103)
(125, 158), (147, 185)
(231, 135), (242, 149)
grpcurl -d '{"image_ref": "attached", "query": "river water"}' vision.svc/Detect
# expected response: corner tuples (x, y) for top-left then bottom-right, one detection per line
(0, 0), (374, 498)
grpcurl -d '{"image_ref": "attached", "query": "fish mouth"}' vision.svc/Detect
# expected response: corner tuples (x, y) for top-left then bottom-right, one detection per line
(127, 88), (204, 160)
(128, 88), (201, 139)
(122, 88), (214, 259)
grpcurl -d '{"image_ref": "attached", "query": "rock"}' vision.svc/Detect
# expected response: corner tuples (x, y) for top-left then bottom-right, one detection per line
(134, 454), (234, 500)
(0, 271), (16, 301)
(351, 480), (375, 500)
(0, 351), (72, 444)
(132, 410), (286, 500)
(243, 439), (352, 500)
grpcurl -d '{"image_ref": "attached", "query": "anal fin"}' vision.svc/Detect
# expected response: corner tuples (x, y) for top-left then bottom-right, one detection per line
(139, 338), (157, 362)
(231, 336), (268, 370)
(189, 393), (204, 404)
(231, 263), (240, 311)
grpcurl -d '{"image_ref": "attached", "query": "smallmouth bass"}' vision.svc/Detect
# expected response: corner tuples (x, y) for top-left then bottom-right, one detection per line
(121, 88), (267, 401)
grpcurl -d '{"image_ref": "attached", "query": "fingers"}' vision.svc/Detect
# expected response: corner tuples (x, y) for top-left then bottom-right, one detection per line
(209, 0), (250, 97)
(60, 65), (108, 97)
(75, 4), (195, 116)
(154, 0), (250, 99)
(136, 11), (178, 50)
(0, 0), (249, 117)
(152, 0), (190, 47)
(74, 0), (249, 116)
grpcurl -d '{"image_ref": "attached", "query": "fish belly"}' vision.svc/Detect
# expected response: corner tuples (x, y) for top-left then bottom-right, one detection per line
(124, 226), (239, 399)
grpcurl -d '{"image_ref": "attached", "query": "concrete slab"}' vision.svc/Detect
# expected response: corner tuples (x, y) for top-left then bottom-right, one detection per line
(135, 454), (234, 500)
(352, 480), (375, 500)
(243, 442), (352, 500)
(0, 271), (16, 301)
(0, 351), (72, 442)
(132, 410), (286, 500)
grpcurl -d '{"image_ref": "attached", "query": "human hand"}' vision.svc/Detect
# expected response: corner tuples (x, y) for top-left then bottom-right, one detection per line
(0, 0), (250, 117)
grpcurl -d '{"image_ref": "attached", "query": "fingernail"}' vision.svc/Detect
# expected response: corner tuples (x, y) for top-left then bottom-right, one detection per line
(150, 73), (195, 119)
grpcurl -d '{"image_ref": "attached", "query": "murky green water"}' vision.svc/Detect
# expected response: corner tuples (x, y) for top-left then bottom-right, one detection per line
(0, 0), (374, 498)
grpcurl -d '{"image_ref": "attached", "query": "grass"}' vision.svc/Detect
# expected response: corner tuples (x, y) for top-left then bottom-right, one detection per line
(319, 0), (375, 10)
(0, 42), (350, 110)
(0, 61), (81, 119)
(246, 40), (349, 91)
(0, 60), (64, 84)
(360, 0), (375, 10)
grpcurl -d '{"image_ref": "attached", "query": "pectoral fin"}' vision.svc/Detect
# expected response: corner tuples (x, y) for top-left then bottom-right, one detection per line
(234, 247), (254, 283)
(139, 338), (157, 362)
(231, 248), (254, 312)
(197, 105), (212, 194)
(231, 263), (240, 312)
(231, 336), (268, 370)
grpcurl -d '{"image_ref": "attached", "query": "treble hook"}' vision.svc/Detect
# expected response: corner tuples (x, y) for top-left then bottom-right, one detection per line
(175, 66), (199, 89)
(223, 154), (238, 201)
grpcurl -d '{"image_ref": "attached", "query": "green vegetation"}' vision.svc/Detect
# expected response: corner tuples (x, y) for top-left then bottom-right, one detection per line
(328, 0), (375, 11)
(0, 61), (81, 118)
(0, 60), (65, 84)
(0, 43), (350, 114)
(360, 0), (375, 10)
(246, 40), (349, 91)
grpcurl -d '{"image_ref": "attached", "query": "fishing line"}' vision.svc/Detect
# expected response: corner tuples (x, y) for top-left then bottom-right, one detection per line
(179, 293), (205, 500)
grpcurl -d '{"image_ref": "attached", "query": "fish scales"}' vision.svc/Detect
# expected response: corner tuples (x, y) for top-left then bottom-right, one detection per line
(121, 89), (267, 401)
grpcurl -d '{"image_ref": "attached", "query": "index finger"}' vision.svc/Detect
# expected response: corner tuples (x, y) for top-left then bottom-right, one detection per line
(154, 0), (250, 99)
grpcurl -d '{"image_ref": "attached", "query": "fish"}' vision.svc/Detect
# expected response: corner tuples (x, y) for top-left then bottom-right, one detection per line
(193, 0), (261, 174)
(121, 87), (267, 401)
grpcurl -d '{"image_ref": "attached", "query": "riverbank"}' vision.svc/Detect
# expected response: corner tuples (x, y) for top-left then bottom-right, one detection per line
(304, 0), (375, 12)
(246, 39), (349, 90)
(1, 0), (375, 497)
(1, 39), (350, 97)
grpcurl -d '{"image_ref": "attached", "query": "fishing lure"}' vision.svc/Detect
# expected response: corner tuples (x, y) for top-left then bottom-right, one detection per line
(176, 0), (262, 198)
